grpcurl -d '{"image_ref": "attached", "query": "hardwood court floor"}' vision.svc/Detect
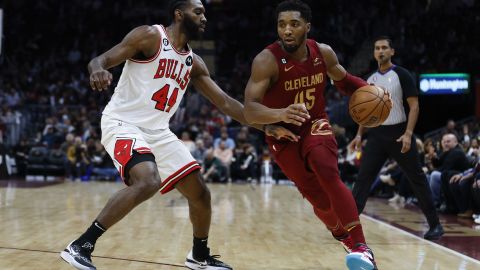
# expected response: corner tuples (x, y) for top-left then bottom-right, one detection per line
(1, 181), (480, 270)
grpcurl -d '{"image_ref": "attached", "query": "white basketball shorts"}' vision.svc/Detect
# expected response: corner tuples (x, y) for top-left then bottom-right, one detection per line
(101, 114), (200, 194)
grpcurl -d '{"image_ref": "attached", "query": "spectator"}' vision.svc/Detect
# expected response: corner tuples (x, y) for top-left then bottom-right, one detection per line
(427, 133), (470, 212)
(42, 126), (58, 149)
(448, 161), (480, 218)
(201, 149), (227, 183)
(443, 119), (459, 140)
(213, 141), (234, 179)
(90, 140), (119, 181)
(466, 138), (479, 159)
(213, 127), (235, 150)
(192, 139), (207, 165)
(231, 143), (257, 182)
(66, 136), (90, 181)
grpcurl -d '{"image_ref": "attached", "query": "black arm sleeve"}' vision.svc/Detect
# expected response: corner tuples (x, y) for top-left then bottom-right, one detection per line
(394, 66), (418, 98)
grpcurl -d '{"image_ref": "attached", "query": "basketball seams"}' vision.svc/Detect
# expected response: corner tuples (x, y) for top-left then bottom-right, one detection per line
(355, 98), (382, 124)
(349, 85), (391, 127)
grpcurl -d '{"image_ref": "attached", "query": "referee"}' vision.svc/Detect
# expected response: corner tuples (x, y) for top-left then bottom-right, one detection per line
(348, 36), (444, 240)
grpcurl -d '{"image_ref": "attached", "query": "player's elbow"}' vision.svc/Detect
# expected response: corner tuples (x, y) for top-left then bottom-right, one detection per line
(243, 103), (257, 124)
(243, 110), (255, 125)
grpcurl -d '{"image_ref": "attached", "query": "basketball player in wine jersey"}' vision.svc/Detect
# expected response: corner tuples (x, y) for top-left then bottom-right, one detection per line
(60, 1), (295, 270)
(244, 1), (379, 269)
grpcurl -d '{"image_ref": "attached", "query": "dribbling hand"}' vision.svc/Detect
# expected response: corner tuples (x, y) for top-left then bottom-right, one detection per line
(90, 70), (113, 91)
(371, 84), (391, 101)
(280, 103), (310, 126)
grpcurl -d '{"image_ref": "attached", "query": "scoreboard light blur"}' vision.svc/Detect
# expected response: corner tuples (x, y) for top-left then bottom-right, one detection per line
(419, 73), (470, 95)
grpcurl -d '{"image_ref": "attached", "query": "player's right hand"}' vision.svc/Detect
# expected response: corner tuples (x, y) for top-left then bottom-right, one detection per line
(280, 103), (310, 126)
(90, 70), (113, 91)
(348, 135), (362, 152)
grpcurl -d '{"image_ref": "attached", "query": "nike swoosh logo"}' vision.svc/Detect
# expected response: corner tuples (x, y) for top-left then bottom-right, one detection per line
(163, 48), (172, 51)
(284, 65), (294, 72)
(94, 222), (106, 231)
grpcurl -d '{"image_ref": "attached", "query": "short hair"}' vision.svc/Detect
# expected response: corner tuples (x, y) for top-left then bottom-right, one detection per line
(275, 0), (312, 23)
(168, 0), (189, 22)
(374, 36), (394, 48)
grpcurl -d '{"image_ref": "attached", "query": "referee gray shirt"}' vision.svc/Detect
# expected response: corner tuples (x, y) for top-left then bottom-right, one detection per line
(367, 65), (418, 125)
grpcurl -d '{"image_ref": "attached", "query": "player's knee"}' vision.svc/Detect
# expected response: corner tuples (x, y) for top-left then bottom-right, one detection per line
(198, 185), (212, 203)
(130, 171), (162, 196)
(190, 184), (211, 207)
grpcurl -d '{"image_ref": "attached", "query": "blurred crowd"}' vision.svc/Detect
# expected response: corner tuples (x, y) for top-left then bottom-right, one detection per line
(0, 0), (479, 221)
(339, 119), (480, 224)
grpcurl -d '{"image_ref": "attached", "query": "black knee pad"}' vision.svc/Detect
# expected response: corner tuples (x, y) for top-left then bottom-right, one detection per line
(124, 151), (156, 184)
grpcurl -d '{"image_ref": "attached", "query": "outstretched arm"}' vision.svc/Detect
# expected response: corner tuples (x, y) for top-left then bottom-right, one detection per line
(318, 43), (367, 96)
(88, 25), (160, 91)
(244, 50), (310, 125)
(191, 53), (251, 126)
(191, 53), (299, 141)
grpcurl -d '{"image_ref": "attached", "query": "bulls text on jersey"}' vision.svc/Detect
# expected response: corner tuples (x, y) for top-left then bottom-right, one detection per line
(154, 58), (191, 90)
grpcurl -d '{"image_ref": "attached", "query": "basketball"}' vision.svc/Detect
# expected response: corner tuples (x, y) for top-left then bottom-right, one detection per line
(348, 85), (392, 127)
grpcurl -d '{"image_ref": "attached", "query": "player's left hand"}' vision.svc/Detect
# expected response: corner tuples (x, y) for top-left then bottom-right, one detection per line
(265, 125), (300, 142)
(396, 133), (411, 153)
(371, 84), (391, 100)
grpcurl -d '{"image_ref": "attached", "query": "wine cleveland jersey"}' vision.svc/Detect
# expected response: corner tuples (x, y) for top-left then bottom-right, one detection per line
(103, 25), (194, 130)
(262, 39), (328, 137)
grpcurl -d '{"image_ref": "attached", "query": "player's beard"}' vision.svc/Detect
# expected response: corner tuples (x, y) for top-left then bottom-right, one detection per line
(282, 41), (300, 53)
(281, 35), (306, 53)
(183, 15), (202, 40)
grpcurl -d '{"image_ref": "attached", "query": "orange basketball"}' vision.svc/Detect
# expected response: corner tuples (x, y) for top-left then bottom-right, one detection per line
(348, 85), (392, 127)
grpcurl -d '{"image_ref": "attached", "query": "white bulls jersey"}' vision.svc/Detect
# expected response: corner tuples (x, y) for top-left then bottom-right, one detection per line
(103, 25), (194, 130)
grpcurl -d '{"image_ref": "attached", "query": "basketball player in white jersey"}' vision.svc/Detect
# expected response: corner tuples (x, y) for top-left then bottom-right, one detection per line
(60, 1), (297, 269)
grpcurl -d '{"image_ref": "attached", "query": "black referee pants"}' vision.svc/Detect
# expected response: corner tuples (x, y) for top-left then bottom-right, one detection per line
(352, 123), (440, 228)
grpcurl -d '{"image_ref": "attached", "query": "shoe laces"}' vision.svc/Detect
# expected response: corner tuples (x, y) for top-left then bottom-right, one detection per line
(352, 244), (375, 260)
(71, 242), (94, 261)
(205, 254), (221, 263)
(205, 254), (231, 268)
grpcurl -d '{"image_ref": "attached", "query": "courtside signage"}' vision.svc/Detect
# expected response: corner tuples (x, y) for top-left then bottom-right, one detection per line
(419, 73), (470, 95)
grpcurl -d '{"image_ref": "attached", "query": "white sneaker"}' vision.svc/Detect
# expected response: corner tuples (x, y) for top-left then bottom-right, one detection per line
(379, 174), (395, 186)
(388, 194), (405, 204)
(475, 217), (480, 225)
